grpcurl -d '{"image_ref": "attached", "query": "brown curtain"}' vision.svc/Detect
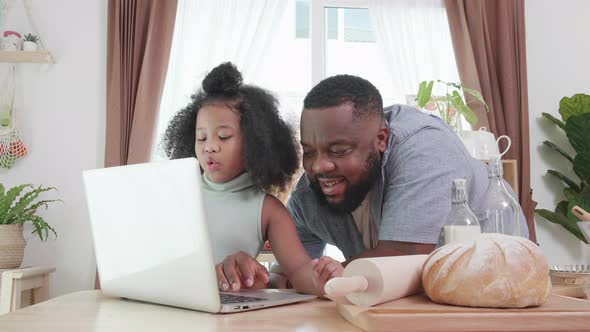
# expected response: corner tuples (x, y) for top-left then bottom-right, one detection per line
(445, 0), (537, 242)
(105, 0), (178, 167)
(98, 0), (178, 289)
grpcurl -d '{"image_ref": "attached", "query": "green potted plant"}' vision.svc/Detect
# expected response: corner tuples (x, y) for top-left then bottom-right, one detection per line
(0, 183), (60, 268)
(535, 93), (590, 243)
(416, 80), (489, 130)
(22, 33), (39, 51)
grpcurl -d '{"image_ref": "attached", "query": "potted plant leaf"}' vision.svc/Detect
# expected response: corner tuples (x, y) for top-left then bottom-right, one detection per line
(535, 93), (590, 243)
(416, 80), (490, 130)
(0, 183), (60, 268)
(22, 33), (39, 51)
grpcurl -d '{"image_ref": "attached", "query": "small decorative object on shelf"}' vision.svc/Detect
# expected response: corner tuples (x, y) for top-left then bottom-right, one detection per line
(22, 33), (38, 51)
(0, 1), (55, 63)
(0, 31), (22, 51)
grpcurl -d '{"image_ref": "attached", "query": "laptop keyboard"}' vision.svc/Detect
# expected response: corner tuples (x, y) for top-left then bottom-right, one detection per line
(220, 293), (264, 304)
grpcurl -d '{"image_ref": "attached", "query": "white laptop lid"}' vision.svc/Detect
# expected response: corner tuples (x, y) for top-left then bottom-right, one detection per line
(83, 157), (221, 312)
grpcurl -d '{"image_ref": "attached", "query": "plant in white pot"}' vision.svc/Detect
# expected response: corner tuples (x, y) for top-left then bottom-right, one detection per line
(22, 33), (39, 51)
(0, 183), (59, 268)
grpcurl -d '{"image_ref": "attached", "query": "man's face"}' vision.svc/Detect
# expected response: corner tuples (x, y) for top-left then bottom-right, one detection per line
(300, 103), (388, 213)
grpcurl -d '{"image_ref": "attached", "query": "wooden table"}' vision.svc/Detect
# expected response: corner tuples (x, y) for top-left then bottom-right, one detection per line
(1, 288), (586, 331)
(0, 290), (361, 331)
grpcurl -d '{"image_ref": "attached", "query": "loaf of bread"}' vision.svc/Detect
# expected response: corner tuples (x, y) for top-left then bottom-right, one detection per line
(421, 233), (551, 308)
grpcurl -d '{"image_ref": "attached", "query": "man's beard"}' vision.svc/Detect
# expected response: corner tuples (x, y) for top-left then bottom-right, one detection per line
(308, 148), (381, 214)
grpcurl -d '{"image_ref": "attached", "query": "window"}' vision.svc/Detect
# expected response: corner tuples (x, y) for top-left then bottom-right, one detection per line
(343, 8), (375, 42)
(295, 0), (310, 38)
(152, 0), (459, 261)
(297, 2), (373, 42)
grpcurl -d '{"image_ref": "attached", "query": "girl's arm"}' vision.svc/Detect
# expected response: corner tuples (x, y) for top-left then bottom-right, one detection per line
(262, 194), (342, 295)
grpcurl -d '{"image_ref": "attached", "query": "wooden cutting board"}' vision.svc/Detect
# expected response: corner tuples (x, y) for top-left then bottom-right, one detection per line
(338, 293), (590, 331)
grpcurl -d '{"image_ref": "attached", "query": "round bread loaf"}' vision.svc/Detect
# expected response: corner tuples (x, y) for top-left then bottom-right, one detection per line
(421, 233), (551, 308)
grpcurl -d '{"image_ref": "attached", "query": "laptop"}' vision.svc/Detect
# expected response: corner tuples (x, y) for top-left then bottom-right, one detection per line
(82, 157), (316, 313)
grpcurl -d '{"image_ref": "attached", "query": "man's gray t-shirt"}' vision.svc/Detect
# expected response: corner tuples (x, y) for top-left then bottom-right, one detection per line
(287, 105), (528, 260)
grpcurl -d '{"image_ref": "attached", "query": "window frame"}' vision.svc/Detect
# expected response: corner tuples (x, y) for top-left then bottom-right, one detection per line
(310, 0), (369, 85)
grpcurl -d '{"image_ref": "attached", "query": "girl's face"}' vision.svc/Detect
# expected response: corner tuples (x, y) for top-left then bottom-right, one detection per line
(195, 104), (245, 183)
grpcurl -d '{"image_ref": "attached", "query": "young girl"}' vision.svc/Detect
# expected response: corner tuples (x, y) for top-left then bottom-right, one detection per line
(161, 62), (342, 295)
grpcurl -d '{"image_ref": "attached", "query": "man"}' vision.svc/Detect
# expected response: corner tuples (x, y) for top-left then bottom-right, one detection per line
(216, 74), (528, 290)
(288, 74), (527, 262)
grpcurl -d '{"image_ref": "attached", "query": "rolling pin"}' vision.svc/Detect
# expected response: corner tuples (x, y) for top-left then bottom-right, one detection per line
(324, 255), (428, 307)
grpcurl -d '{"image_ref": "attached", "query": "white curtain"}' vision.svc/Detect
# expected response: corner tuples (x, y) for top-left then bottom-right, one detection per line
(152, 0), (288, 159)
(368, 0), (460, 103)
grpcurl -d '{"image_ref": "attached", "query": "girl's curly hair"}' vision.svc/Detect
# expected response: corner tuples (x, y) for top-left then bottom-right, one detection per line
(161, 62), (299, 193)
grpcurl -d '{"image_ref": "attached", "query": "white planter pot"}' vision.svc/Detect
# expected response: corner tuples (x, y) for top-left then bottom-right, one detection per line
(0, 224), (25, 269)
(22, 41), (38, 51)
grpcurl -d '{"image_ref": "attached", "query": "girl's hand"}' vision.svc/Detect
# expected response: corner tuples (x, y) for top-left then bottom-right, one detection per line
(312, 256), (343, 293)
(216, 251), (269, 291)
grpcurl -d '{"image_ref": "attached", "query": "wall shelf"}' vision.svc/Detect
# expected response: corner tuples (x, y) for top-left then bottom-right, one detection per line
(0, 51), (54, 64)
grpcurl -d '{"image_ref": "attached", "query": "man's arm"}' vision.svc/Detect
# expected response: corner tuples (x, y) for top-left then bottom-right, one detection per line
(378, 128), (474, 247)
(345, 240), (434, 266)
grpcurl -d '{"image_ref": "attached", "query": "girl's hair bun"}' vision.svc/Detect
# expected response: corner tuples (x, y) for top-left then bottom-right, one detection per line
(202, 62), (243, 96)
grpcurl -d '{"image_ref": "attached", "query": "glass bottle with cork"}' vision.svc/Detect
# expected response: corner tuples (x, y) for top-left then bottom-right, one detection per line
(437, 179), (481, 246)
(480, 155), (521, 236)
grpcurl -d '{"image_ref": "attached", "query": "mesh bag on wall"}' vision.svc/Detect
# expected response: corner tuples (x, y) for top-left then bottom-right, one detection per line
(0, 117), (27, 169)
(0, 69), (27, 169)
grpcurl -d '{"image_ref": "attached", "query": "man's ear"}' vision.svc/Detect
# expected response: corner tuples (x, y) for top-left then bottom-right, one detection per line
(376, 124), (389, 153)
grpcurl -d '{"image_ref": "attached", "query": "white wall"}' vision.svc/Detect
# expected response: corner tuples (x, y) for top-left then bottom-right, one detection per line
(0, 0), (106, 297)
(526, 0), (590, 264)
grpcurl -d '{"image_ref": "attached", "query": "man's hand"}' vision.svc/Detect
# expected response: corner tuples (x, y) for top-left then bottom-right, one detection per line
(216, 251), (270, 291)
(312, 256), (343, 293)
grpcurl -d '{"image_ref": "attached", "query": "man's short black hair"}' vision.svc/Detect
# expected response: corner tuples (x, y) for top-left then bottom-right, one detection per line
(303, 74), (383, 121)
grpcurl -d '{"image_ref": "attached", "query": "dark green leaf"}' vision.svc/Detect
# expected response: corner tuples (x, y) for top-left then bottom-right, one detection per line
(542, 140), (574, 164)
(535, 209), (588, 244)
(547, 169), (581, 192)
(564, 187), (580, 201)
(555, 200), (569, 216)
(566, 113), (590, 153)
(559, 93), (590, 122)
(542, 112), (566, 130)
(573, 151), (590, 184)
